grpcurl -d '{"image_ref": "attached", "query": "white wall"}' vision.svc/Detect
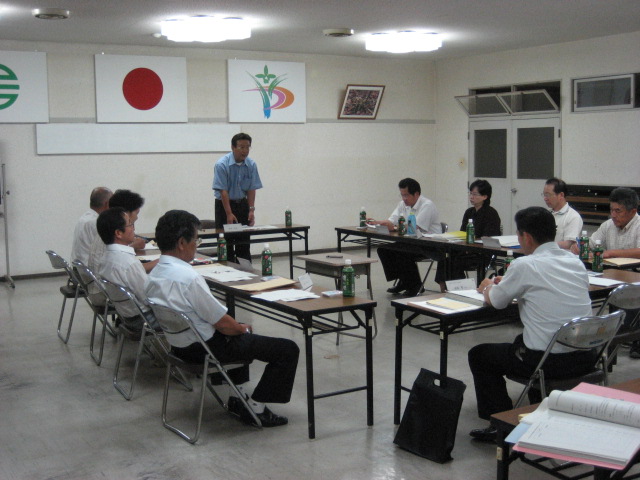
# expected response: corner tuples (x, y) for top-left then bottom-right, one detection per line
(0, 40), (436, 276)
(434, 31), (640, 227)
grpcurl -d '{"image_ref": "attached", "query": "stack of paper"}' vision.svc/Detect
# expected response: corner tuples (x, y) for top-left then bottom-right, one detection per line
(604, 257), (640, 267)
(252, 289), (320, 302)
(195, 264), (257, 282)
(512, 385), (640, 469)
(410, 297), (481, 313)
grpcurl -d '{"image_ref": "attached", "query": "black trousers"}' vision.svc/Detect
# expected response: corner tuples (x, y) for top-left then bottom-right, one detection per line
(468, 334), (597, 420)
(215, 198), (251, 262)
(172, 331), (300, 404)
(377, 243), (434, 288)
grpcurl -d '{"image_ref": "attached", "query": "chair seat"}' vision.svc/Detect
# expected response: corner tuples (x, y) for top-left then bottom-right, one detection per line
(507, 369), (605, 391)
(166, 352), (249, 374)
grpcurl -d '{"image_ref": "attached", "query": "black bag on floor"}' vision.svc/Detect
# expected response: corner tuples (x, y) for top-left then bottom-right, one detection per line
(393, 368), (466, 463)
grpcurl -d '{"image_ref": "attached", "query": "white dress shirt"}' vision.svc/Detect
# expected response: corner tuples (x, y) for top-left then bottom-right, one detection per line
(488, 242), (591, 353)
(551, 203), (583, 244)
(70, 209), (98, 264)
(591, 214), (640, 251)
(98, 243), (150, 318)
(145, 255), (228, 348)
(388, 195), (442, 234)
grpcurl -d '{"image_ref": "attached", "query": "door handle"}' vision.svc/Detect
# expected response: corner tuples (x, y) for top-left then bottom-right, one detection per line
(511, 188), (518, 194)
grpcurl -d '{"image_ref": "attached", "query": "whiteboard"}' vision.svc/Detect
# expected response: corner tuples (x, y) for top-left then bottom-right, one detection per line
(36, 123), (240, 154)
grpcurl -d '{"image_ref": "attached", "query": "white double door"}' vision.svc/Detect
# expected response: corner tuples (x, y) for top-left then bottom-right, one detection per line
(468, 116), (561, 234)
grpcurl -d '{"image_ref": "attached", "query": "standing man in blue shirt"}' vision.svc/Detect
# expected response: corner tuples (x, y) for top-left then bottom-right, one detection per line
(213, 133), (263, 262)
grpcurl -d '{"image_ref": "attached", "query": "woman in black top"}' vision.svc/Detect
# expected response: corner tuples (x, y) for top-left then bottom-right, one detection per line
(435, 179), (501, 290)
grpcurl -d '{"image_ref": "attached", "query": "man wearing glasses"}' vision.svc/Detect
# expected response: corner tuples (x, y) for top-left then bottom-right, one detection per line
(96, 207), (158, 331)
(542, 177), (583, 250)
(572, 187), (640, 359)
(212, 133), (262, 262)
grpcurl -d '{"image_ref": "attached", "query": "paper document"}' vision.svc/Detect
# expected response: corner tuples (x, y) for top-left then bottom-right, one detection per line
(604, 257), (640, 267)
(424, 230), (465, 241)
(444, 290), (485, 305)
(491, 235), (519, 247)
(588, 276), (625, 287)
(514, 387), (640, 469)
(252, 289), (320, 302)
(234, 277), (297, 292)
(195, 264), (257, 282)
(410, 297), (481, 313)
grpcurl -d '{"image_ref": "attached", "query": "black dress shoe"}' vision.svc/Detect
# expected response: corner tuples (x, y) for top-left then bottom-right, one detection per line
(253, 407), (288, 428)
(387, 283), (406, 294)
(226, 396), (246, 419)
(469, 426), (497, 442)
(402, 285), (422, 297)
(228, 398), (288, 428)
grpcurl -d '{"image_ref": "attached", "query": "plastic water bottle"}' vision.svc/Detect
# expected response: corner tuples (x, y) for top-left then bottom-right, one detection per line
(407, 212), (417, 236)
(592, 240), (604, 273)
(504, 250), (514, 270)
(359, 207), (366, 227)
(217, 233), (227, 261)
(342, 259), (355, 297)
(466, 219), (475, 244)
(261, 243), (272, 276)
(285, 207), (292, 227)
(398, 216), (406, 236)
(579, 231), (590, 261)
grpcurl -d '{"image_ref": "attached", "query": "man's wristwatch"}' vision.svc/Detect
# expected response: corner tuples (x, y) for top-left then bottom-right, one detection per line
(249, 206), (255, 211)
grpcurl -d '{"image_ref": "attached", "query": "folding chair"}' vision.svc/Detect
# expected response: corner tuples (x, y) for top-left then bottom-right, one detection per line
(507, 310), (625, 408)
(72, 261), (117, 366)
(596, 283), (640, 370)
(45, 250), (86, 343)
(101, 279), (191, 400)
(418, 222), (448, 293)
(148, 301), (261, 444)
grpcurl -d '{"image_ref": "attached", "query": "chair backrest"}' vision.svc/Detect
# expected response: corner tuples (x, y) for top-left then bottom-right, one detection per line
(148, 301), (220, 365)
(72, 260), (108, 302)
(101, 279), (147, 320)
(597, 283), (640, 324)
(441, 222), (448, 233)
(554, 311), (626, 353)
(46, 250), (78, 283)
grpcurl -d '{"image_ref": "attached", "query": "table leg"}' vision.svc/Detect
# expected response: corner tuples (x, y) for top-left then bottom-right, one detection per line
(337, 231), (342, 252)
(304, 324), (316, 439)
(366, 307), (374, 427)
(394, 309), (404, 425)
(225, 292), (236, 318)
(496, 429), (510, 480)
(288, 233), (294, 278)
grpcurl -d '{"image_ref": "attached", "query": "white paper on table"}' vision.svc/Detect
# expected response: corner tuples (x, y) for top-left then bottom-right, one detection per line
(409, 299), (481, 314)
(195, 264), (257, 282)
(252, 289), (320, 302)
(588, 277), (625, 287)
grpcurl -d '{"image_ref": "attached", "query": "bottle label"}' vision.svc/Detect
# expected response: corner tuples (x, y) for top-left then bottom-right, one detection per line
(592, 250), (603, 273)
(580, 237), (590, 261)
(398, 217), (406, 236)
(285, 211), (292, 227)
(342, 268), (355, 297)
(359, 211), (366, 227)
(466, 223), (475, 243)
(262, 252), (272, 276)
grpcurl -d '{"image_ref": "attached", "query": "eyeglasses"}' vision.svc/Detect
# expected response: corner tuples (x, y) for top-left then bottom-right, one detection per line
(610, 207), (628, 215)
(541, 193), (556, 198)
(469, 192), (483, 197)
(195, 238), (202, 246)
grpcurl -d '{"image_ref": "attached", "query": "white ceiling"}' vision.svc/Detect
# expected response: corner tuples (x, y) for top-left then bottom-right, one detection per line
(1, 0), (640, 59)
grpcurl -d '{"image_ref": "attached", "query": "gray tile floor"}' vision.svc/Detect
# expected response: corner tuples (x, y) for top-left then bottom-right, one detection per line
(1, 250), (638, 480)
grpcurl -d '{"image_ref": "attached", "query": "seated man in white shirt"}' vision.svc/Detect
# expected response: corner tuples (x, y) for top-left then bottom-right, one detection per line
(468, 207), (596, 442)
(145, 210), (299, 428)
(368, 178), (442, 297)
(96, 207), (157, 331)
(542, 177), (583, 250)
(88, 189), (152, 306)
(70, 187), (112, 264)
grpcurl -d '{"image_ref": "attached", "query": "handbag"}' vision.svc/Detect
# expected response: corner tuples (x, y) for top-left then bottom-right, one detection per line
(393, 368), (466, 463)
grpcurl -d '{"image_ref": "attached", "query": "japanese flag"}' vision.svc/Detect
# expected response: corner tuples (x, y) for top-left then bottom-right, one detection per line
(95, 54), (187, 123)
(0, 50), (48, 123)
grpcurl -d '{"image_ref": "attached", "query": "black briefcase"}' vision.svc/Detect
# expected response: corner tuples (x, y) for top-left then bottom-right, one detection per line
(393, 368), (466, 463)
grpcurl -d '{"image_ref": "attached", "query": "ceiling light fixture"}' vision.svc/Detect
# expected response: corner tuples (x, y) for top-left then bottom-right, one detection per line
(365, 31), (442, 53)
(160, 15), (251, 43)
(32, 8), (70, 20)
(323, 28), (354, 38)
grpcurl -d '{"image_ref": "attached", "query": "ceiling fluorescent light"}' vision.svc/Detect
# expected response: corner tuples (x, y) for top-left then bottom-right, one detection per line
(160, 16), (251, 43)
(366, 31), (442, 53)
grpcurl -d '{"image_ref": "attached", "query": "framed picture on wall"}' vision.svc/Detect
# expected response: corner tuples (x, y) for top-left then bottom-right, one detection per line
(338, 84), (385, 119)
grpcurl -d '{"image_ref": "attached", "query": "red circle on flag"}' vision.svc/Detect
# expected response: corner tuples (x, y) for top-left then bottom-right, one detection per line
(122, 68), (163, 110)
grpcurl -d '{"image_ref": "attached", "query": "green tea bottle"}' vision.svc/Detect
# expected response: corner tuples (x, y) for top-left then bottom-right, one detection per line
(359, 207), (366, 227)
(466, 219), (475, 244)
(285, 207), (292, 227)
(592, 240), (604, 273)
(342, 259), (355, 297)
(261, 243), (272, 276)
(217, 233), (227, 261)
